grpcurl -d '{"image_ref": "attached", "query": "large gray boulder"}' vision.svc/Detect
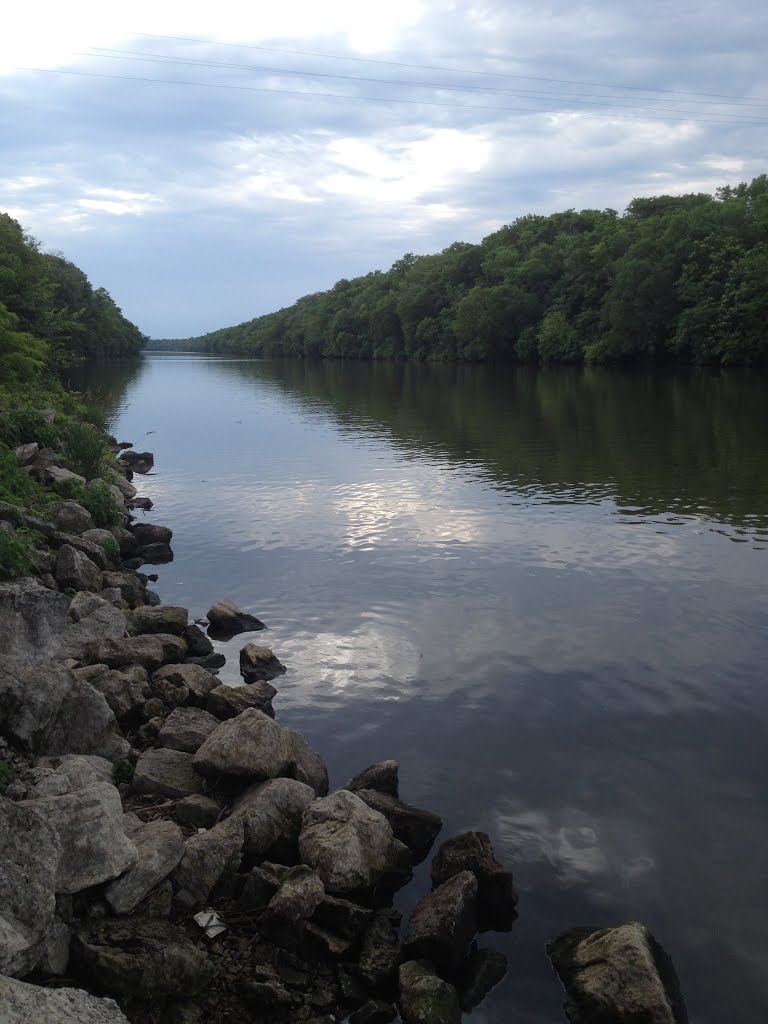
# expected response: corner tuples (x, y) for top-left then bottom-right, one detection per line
(81, 635), (185, 671)
(21, 783), (138, 895)
(0, 655), (128, 761)
(286, 727), (329, 796)
(0, 797), (60, 977)
(206, 598), (265, 641)
(347, 759), (400, 797)
(299, 790), (404, 895)
(547, 923), (689, 1024)
(70, 919), (212, 1002)
(430, 830), (517, 930)
(50, 500), (95, 535)
(0, 578), (70, 658)
(127, 605), (188, 636)
(206, 681), (276, 720)
(172, 814), (245, 903)
(152, 662), (218, 706)
(84, 665), (150, 721)
(398, 961), (461, 1024)
(355, 789), (442, 864)
(193, 707), (293, 779)
(56, 544), (103, 593)
(403, 871), (478, 974)
(29, 754), (113, 797)
(57, 596), (129, 662)
(0, 975), (130, 1023)
(158, 706), (220, 753)
(105, 819), (185, 915)
(233, 776), (315, 860)
(132, 748), (206, 799)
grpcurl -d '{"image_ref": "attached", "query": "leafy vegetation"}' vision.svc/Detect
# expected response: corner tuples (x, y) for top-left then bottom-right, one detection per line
(0, 526), (41, 580)
(52, 478), (123, 528)
(169, 175), (768, 366)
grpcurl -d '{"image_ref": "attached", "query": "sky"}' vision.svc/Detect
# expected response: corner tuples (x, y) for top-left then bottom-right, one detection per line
(1, 0), (766, 339)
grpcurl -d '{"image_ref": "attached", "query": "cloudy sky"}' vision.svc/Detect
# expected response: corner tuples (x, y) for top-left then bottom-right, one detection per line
(1, 1), (766, 338)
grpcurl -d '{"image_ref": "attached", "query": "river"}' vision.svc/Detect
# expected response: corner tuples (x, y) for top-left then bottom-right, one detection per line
(79, 355), (768, 1023)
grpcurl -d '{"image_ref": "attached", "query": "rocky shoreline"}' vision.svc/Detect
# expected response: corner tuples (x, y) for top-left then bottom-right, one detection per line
(0, 422), (690, 1024)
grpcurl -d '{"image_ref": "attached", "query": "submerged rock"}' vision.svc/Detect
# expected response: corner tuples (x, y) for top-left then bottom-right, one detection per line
(547, 922), (689, 1024)
(459, 946), (508, 1011)
(206, 598), (265, 640)
(430, 830), (517, 930)
(403, 871), (478, 975)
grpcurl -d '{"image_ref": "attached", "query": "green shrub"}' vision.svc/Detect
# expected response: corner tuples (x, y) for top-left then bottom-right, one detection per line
(0, 446), (46, 508)
(0, 761), (15, 790)
(59, 418), (109, 479)
(112, 759), (134, 785)
(0, 406), (59, 450)
(53, 479), (122, 528)
(98, 535), (119, 559)
(0, 526), (41, 580)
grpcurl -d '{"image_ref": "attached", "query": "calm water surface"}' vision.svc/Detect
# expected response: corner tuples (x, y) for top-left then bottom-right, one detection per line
(85, 357), (768, 1023)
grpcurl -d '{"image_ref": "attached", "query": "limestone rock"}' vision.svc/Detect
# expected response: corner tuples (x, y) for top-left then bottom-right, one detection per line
(403, 871), (478, 975)
(239, 642), (286, 682)
(56, 544), (103, 593)
(547, 922), (689, 1024)
(118, 450), (154, 474)
(105, 819), (185, 914)
(153, 662), (219, 706)
(299, 790), (399, 895)
(175, 794), (221, 829)
(81, 635), (167, 671)
(127, 605), (188, 636)
(71, 919), (212, 1001)
(206, 681), (276, 720)
(347, 760), (399, 798)
(31, 754), (114, 796)
(0, 578), (70, 658)
(172, 814), (245, 903)
(355, 789), (442, 864)
(132, 748), (206, 799)
(430, 830), (517, 930)
(87, 665), (150, 721)
(398, 961), (461, 1024)
(358, 911), (401, 989)
(0, 975), (130, 1023)
(193, 707), (293, 779)
(181, 622), (214, 657)
(233, 776), (315, 860)
(286, 728), (329, 796)
(206, 598), (265, 641)
(313, 894), (373, 941)
(47, 465), (86, 487)
(266, 865), (325, 923)
(159, 706), (220, 753)
(101, 570), (145, 608)
(51, 500), (95, 535)
(0, 797), (60, 977)
(22, 783), (137, 895)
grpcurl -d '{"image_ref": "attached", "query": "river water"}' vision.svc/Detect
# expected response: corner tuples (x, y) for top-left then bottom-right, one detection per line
(83, 355), (768, 1023)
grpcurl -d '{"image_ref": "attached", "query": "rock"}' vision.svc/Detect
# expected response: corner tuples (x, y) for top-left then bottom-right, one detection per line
(56, 544), (103, 592)
(81, 634), (185, 671)
(31, 754), (114, 795)
(101, 570), (145, 608)
(82, 527), (119, 548)
(286, 728), (329, 796)
(206, 598), (265, 641)
(13, 441), (38, 465)
(355, 790), (442, 864)
(172, 814), (244, 903)
(132, 747), (206, 799)
(0, 578), (70, 658)
(239, 642), (286, 682)
(299, 790), (402, 895)
(131, 522), (171, 547)
(137, 542), (174, 565)
(118, 450), (154, 474)
(0, 797), (60, 977)
(39, 915), (71, 975)
(0, 654), (128, 761)
(181, 623), (214, 657)
(233, 776), (315, 861)
(129, 495), (153, 511)
(71, 919), (212, 1001)
(22, 783), (137, 895)
(175, 794), (221, 829)
(358, 911), (402, 989)
(133, 879), (173, 918)
(88, 665), (150, 721)
(153, 663), (219, 706)
(241, 978), (292, 1010)
(0, 974), (130, 1023)
(127, 605), (188, 636)
(105, 819), (185, 914)
(238, 864), (285, 910)
(459, 946), (508, 1010)
(111, 475), (137, 500)
(312, 894), (373, 940)
(206, 681), (276, 720)
(50, 530), (110, 569)
(193, 707), (293, 780)
(305, 923), (353, 958)
(403, 871), (478, 975)
(350, 1001), (397, 1024)
(47, 465), (86, 487)
(57, 597), (129, 662)
(159, 706), (220, 753)
(347, 760), (400, 798)
(51, 500), (96, 535)
(185, 652), (226, 672)
(69, 591), (112, 622)
(430, 831), (517, 930)
(266, 865), (325, 922)
(398, 961), (461, 1024)
(547, 923), (689, 1024)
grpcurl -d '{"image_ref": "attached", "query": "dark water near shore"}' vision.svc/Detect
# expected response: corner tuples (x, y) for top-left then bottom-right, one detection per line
(82, 356), (768, 1023)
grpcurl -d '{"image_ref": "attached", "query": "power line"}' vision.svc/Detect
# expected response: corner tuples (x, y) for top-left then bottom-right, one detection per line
(13, 66), (768, 128)
(84, 47), (768, 121)
(128, 30), (768, 105)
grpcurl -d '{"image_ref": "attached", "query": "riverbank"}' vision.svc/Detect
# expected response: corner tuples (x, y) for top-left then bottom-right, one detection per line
(0, 405), (689, 1024)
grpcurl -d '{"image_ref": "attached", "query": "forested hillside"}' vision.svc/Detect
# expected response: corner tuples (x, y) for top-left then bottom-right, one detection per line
(0, 212), (146, 384)
(175, 175), (768, 366)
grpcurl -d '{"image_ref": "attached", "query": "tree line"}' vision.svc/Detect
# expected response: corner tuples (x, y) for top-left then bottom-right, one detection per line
(0, 212), (147, 386)
(171, 175), (768, 366)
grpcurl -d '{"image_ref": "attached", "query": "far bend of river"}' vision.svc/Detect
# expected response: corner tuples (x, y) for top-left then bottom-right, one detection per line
(81, 356), (768, 1023)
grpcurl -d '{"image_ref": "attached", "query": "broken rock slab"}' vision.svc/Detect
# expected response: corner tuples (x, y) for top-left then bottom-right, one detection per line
(403, 870), (478, 976)
(132, 748), (206, 800)
(105, 819), (185, 915)
(0, 975), (130, 1024)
